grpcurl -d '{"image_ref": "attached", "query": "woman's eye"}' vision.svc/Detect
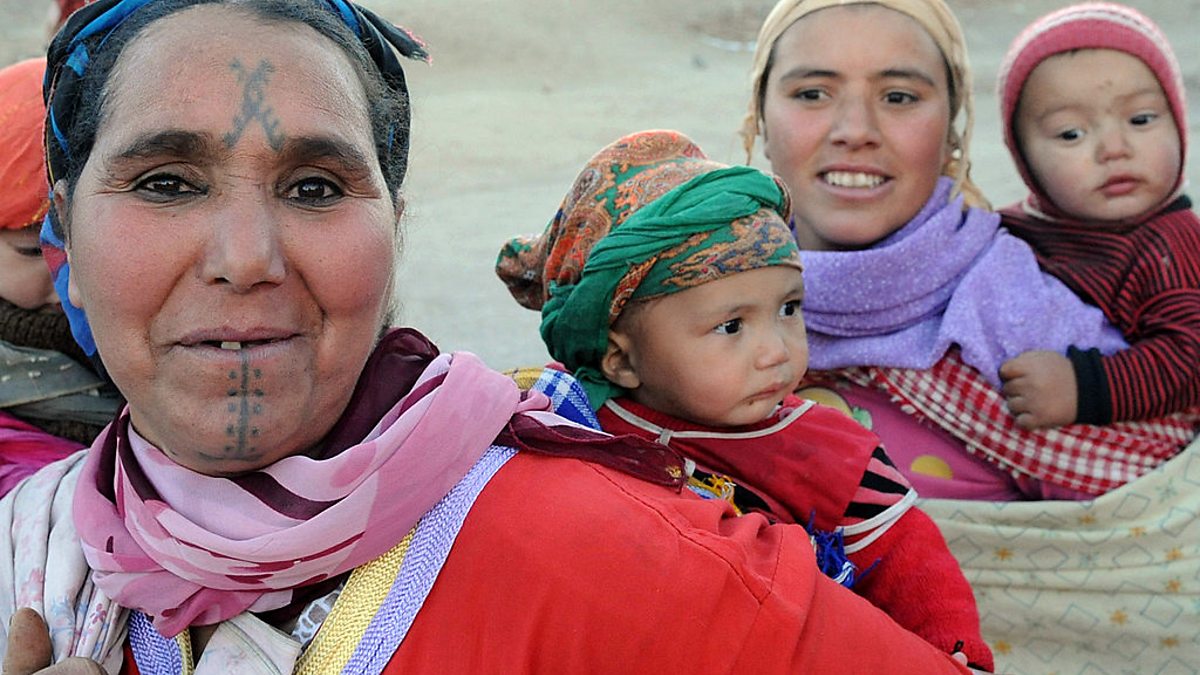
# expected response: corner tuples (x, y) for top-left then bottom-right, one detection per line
(288, 177), (343, 205)
(1130, 112), (1157, 126)
(135, 174), (202, 201)
(1056, 128), (1084, 142)
(790, 88), (826, 102)
(714, 318), (743, 335)
(883, 91), (918, 105)
(779, 300), (802, 318)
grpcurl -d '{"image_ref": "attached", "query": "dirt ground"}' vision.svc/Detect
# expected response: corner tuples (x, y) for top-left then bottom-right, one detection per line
(2, 0), (1197, 368)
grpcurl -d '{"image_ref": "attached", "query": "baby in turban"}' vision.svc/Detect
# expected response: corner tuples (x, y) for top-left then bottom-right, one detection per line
(0, 58), (120, 496)
(496, 129), (992, 671)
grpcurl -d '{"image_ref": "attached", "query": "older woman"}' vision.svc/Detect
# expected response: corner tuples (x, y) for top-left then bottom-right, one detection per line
(0, 1), (977, 673)
(741, 0), (1197, 502)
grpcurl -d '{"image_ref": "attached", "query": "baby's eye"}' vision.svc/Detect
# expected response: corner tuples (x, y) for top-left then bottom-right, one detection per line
(883, 91), (918, 105)
(15, 246), (43, 259)
(1130, 112), (1157, 126)
(714, 318), (743, 335)
(135, 173), (203, 201)
(1056, 128), (1084, 142)
(779, 300), (802, 318)
(287, 177), (344, 205)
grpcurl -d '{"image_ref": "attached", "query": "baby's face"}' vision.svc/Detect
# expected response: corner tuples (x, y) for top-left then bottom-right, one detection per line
(612, 266), (808, 427)
(0, 226), (59, 311)
(1015, 48), (1181, 225)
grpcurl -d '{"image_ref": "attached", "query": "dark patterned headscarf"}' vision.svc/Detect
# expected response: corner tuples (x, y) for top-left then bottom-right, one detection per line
(497, 130), (801, 409)
(40, 0), (428, 357)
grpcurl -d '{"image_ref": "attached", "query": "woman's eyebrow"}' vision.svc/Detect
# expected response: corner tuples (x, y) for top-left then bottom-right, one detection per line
(775, 66), (937, 88)
(110, 129), (222, 164)
(777, 66), (838, 82)
(876, 67), (938, 88)
(277, 136), (373, 175)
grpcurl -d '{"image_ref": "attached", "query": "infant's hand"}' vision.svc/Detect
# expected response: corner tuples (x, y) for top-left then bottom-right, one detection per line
(999, 351), (1077, 429)
(2, 608), (106, 675)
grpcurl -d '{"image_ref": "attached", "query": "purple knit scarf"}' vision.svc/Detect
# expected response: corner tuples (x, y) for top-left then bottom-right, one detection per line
(801, 178), (1127, 387)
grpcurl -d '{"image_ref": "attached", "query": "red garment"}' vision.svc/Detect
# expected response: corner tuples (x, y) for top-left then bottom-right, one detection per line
(1002, 201), (1200, 423)
(597, 396), (992, 670)
(121, 452), (972, 674)
(0, 58), (49, 232)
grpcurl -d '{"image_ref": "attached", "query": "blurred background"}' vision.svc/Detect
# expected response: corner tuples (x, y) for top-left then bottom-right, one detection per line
(4, 0), (1197, 368)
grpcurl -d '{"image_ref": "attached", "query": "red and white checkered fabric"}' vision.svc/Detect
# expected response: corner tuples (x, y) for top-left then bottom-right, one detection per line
(829, 350), (1200, 496)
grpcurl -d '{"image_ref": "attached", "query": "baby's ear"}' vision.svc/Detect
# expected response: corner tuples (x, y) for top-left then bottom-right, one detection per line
(601, 330), (641, 390)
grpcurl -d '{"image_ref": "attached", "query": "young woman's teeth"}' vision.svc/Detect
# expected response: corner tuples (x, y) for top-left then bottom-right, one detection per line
(824, 171), (885, 188)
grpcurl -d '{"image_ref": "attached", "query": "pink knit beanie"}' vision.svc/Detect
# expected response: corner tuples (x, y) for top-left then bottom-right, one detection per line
(997, 3), (1187, 218)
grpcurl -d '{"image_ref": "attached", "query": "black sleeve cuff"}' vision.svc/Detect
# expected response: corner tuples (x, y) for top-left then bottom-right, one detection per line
(1068, 346), (1112, 425)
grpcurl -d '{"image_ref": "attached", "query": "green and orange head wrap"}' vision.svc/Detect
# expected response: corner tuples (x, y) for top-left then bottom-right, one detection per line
(496, 129), (801, 409)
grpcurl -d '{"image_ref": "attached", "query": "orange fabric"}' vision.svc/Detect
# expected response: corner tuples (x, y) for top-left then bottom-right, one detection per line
(0, 58), (49, 231)
(120, 453), (970, 673)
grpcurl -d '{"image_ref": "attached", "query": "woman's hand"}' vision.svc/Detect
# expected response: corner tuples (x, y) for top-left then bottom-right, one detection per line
(2, 608), (106, 675)
(999, 350), (1077, 429)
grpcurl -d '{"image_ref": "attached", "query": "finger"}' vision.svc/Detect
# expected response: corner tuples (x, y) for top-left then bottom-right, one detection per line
(1014, 412), (1043, 431)
(1005, 394), (1027, 414)
(3, 608), (52, 675)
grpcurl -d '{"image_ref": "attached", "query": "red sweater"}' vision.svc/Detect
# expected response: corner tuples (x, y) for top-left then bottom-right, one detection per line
(122, 452), (972, 674)
(1002, 198), (1200, 423)
(598, 396), (992, 671)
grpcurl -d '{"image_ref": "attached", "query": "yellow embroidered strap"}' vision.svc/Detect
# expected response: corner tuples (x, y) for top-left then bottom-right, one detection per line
(294, 528), (415, 674)
(175, 630), (195, 675)
(502, 366), (545, 392)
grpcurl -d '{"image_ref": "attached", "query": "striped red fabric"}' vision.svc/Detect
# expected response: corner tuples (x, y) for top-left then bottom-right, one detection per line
(833, 349), (1199, 495)
(1003, 201), (1200, 422)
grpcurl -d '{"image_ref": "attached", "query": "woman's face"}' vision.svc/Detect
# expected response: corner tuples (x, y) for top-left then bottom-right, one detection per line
(62, 6), (399, 475)
(760, 5), (952, 251)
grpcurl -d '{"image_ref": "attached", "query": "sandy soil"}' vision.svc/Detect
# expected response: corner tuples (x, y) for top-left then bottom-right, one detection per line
(2, 0), (1197, 368)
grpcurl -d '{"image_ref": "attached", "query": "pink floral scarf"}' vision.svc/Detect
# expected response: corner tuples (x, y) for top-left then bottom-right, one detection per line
(70, 329), (682, 637)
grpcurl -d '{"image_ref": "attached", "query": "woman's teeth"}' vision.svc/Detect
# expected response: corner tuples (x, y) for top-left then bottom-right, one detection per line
(823, 171), (885, 188)
(220, 341), (242, 351)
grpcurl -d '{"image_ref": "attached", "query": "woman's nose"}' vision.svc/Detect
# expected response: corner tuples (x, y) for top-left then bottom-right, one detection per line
(201, 194), (286, 292)
(829, 93), (881, 148)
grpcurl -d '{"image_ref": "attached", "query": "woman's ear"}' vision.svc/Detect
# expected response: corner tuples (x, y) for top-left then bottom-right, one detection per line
(51, 181), (85, 310)
(601, 330), (641, 390)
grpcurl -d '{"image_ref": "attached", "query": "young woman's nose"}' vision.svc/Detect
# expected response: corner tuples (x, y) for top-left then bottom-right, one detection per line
(201, 193), (286, 292)
(829, 92), (881, 149)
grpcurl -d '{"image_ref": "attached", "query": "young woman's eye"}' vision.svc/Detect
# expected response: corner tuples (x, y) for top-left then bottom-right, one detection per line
(1130, 112), (1157, 126)
(135, 173), (203, 201)
(883, 91), (918, 105)
(790, 88), (826, 102)
(714, 318), (743, 335)
(779, 300), (802, 318)
(287, 177), (343, 205)
(1056, 128), (1084, 142)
